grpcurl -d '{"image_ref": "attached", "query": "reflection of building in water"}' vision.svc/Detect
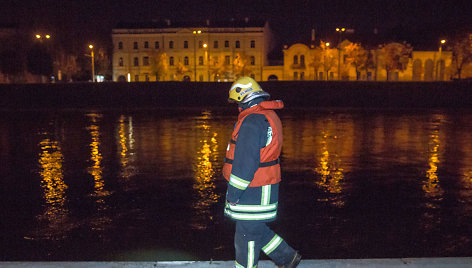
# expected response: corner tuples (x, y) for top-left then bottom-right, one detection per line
(117, 115), (136, 179)
(314, 131), (344, 195)
(423, 116), (444, 199)
(86, 113), (111, 207)
(192, 111), (220, 229)
(37, 138), (69, 238)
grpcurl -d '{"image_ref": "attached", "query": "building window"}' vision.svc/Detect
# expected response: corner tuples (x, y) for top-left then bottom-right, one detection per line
(118, 42), (123, 50)
(250, 40), (255, 48)
(199, 56), (203, 65)
(225, 55), (230, 65)
(135, 75), (139, 82)
(169, 41), (174, 49)
(300, 72), (305, 80)
(250, 56), (255, 65)
(214, 40), (218, 48)
(294, 72), (298, 80)
(225, 40), (229, 48)
(213, 56), (218, 65)
(199, 41), (203, 48)
(169, 56), (174, 66)
(143, 56), (149, 66)
(119, 57), (123, 66)
(235, 40), (240, 48)
(199, 74), (204, 81)
(155, 41), (159, 49)
(300, 55), (305, 65)
(184, 40), (188, 48)
(144, 41), (149, 48)
(293, 55), (298, 65)
(133, 42), (138, 49)
(184, 56), (189, 65)
(134, 57), (139, 66)
(145, 73), (149, 81)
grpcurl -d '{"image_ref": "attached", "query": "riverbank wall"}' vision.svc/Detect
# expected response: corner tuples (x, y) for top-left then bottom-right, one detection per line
(1, 81), (471, 109)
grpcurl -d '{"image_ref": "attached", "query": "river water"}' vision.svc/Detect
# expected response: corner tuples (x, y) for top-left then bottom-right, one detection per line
(1, 107), (472, 261)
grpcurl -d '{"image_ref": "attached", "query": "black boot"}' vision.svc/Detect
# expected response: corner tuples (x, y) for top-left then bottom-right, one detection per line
(279, 251), (301, 268)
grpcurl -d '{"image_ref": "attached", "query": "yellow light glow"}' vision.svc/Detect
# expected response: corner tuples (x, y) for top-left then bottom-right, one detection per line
(193, 30), (196, 34)
(342, 28), (345, 31)
(36, 34), (41, 39)
(89, 44), (93, 49)
(203, 43), (207, 48)
(441, 39), (446, 44)
(326, 42), (330, 47)
(45, 34), (51, 39)
(38, 138), (69, 229)
(197, 30), (202, 34)
(336, 28), (340, 32)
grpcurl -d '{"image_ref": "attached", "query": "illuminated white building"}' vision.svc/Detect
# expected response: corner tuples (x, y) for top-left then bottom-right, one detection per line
(112, 19), (274, 82)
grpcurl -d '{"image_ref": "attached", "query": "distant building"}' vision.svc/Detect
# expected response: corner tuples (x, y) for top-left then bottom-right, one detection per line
(111, 21), (456, 82)
(111, 19), (275, 82)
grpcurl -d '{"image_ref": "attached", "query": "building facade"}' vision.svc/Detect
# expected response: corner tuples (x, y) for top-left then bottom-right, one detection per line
(112, 20), (274, 82)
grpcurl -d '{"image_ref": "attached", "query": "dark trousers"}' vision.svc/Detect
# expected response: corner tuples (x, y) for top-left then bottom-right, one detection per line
(234, 221), (296, 267)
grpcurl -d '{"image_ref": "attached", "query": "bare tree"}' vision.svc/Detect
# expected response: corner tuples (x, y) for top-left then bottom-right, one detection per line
(233, 52), (252, 79)
(451, 36), (472, 79)
(150, 51), (168, 81)
(320, 42), (336, 80)
(308, 47), (323, 80)
(380, 42), (412, 81)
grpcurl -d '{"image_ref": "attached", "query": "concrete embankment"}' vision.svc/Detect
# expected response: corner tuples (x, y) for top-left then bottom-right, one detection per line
(1, 258), (472, 267)
(1, 81), (472, 109)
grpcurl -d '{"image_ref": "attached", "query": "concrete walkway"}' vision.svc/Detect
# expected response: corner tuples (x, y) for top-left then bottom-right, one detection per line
(1, 258), (472, 268)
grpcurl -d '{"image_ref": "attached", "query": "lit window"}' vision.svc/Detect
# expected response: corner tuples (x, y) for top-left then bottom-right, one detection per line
(300, 55), (305, 65)
(225, 55), (230, 65)
(170, 56), (174, 66)
(184, 41), (188, 48)
(214, 41), (218, 48)
(293, 55), (298, 65)
(144, 41), (149, 48)
(118, 42), (123, 50)
(133, 42), (138, 49)
(199, 56), (203, 65)
(184, 56), (189, 65)
(134, 57), (139, 66)
(250, 40), (255, 48)
(143, 56), (149, 66)
(155, 41), (159, 49)
(250, 56), (255, 65)
(169, 41), (174, 49)
(119, 57), (123, 66)
(235, 40), (240, 48)
(225, 40), (229, 48)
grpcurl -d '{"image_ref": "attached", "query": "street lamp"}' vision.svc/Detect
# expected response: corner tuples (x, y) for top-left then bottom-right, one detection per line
(89, 44), (95, 82)
(436, 39), (446, 80)
(193, 30), (202, 81)
(336, 27), (346, 80)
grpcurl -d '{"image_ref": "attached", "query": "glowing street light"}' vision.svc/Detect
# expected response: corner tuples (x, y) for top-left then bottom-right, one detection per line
(89, 44), (95, 82)
(436, 39), (447, 80)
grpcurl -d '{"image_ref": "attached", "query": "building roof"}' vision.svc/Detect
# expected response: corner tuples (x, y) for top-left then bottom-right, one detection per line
(114, 19), (266, 30)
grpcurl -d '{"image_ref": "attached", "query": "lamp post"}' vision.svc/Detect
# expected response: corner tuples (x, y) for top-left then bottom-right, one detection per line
(193, 30), (202, 81)
(336, 27), (345, 80)
(324, 42), (330, 80)
(436, 39), (446, 80)
(89, 44), (95, 82)
(34, 33), (53, 83)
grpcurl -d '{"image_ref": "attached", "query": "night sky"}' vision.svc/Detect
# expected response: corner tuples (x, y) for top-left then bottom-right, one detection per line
(1, 0), (471, 50)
